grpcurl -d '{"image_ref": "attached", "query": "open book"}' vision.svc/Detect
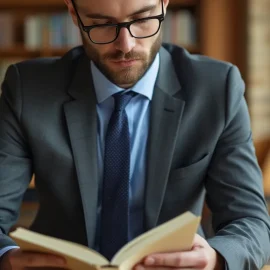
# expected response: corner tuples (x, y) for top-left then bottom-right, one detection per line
(10, 212), (200, 270)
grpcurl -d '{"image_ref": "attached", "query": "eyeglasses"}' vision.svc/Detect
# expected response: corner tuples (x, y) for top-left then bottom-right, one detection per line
(70, 0), (164, 44)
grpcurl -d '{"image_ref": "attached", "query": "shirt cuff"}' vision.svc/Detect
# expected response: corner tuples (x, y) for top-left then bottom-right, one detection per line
(0, 246), (20, 258)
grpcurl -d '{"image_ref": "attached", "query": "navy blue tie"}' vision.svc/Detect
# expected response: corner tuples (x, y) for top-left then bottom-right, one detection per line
(100, 91), (134, 260)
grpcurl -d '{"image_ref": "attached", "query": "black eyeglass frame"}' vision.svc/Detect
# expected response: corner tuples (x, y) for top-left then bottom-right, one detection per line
(70, 0), (165, 44)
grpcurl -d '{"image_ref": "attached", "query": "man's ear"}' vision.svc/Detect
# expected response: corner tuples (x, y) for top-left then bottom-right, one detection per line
(64, 0), (79, 27)
(163, 0), (169, 15)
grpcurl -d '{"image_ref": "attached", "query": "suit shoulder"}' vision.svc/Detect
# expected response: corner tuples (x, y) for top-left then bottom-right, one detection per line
(162, 44), (245, 118)
(16, 45), (84, 67)
(10, 46), (85, 88)
(163, 43), (234, 76)
(162, 43), (244, 95)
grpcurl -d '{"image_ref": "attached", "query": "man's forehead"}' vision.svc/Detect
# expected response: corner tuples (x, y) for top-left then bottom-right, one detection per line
(76, 0), (159, 17)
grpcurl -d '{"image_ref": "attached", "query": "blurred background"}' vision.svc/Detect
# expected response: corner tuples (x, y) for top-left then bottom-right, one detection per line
(0, 0), (270, 228)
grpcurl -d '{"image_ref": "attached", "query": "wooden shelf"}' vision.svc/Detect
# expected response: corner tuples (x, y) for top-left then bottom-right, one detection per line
(41, 47), (72, 57)
(29, 176), (35, 189)
(0, 0), (197, 10)
(169, 0), (197, 8)
(0, 47), (40, 58)
(0, 0), (65, 10)
(0, 46), (71, 58)
(14, 201), (39, 229)
(183, 44), (200, 54)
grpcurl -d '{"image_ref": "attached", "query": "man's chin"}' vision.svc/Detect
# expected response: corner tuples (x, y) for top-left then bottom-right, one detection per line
(108, 73), (139, 88)
(104, 66), (144, 87)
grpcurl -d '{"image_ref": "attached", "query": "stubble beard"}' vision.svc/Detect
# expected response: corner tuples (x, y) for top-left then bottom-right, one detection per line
(81, 31), (162, 87)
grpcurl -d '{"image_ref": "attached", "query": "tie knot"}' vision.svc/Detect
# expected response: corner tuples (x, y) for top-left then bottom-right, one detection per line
(113, 91), (135, 111)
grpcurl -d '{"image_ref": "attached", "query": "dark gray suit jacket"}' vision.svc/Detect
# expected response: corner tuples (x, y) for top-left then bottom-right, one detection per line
(0, 44), (270, 269)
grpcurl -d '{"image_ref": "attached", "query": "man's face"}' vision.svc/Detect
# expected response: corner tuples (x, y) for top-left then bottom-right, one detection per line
(66, 0), (169, 88)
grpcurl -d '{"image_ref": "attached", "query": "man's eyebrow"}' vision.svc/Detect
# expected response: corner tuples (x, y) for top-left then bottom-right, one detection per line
(85, 4), (157, 19)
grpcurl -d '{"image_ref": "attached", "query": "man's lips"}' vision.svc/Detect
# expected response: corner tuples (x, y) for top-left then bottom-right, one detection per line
(111, 58), (139, 62)
(110, 59), (139, 67)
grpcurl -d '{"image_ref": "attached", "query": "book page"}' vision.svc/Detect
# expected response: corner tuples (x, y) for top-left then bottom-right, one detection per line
(10, 228), (109, 269)
(111, 212), (200, 270)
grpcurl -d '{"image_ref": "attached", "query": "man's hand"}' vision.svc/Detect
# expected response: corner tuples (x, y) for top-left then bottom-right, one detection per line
(0, 248), (68, 269)
(134, 234), (225, 270)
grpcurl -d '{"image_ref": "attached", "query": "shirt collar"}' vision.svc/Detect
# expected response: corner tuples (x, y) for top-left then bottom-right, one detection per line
(91, 53), (160, 104)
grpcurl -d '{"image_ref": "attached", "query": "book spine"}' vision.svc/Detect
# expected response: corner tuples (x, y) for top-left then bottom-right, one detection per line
(162, 10), (197, 48)
(99, 266), (119, 270)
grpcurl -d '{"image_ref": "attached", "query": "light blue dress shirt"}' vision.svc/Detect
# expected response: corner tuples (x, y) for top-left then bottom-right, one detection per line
(93, 54), (159, 249)
(0, 53), (160, 257)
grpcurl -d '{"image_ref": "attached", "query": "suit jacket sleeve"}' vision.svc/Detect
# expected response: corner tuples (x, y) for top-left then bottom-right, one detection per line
(206, 65), (270, 269)
(0, 65), (33, 248)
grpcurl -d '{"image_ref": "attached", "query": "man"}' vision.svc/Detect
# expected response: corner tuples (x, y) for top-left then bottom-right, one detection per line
(0, 0), (269, 269)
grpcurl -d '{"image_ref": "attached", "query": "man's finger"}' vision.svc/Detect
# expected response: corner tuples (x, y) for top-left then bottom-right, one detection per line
(135, 266), (201, 270)
(12, 251), (67, 267)
(143, 249), (207, 268)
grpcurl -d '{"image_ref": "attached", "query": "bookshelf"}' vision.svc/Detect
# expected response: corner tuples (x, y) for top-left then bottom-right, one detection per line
(0, 0), (206, 93)
(0, 0), (247, 70)
(0, 0), (204, 81)
(0, 0), (67, 9)
(0, 0), (195, 9)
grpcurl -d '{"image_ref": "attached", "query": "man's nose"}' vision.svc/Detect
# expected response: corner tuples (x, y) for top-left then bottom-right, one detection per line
(114, 27), (136, 54)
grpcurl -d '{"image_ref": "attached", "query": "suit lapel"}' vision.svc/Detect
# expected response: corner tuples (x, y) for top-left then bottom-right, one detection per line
(145, 47), (185, 230)
(64, 54), (98, 247)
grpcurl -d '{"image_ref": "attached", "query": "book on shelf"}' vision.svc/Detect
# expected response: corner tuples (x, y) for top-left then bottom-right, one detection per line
(162, 10), (197, 47)
(0, 13), (14, 48)
(10, 211), (200, 270)
(24, 12), (82, 49)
